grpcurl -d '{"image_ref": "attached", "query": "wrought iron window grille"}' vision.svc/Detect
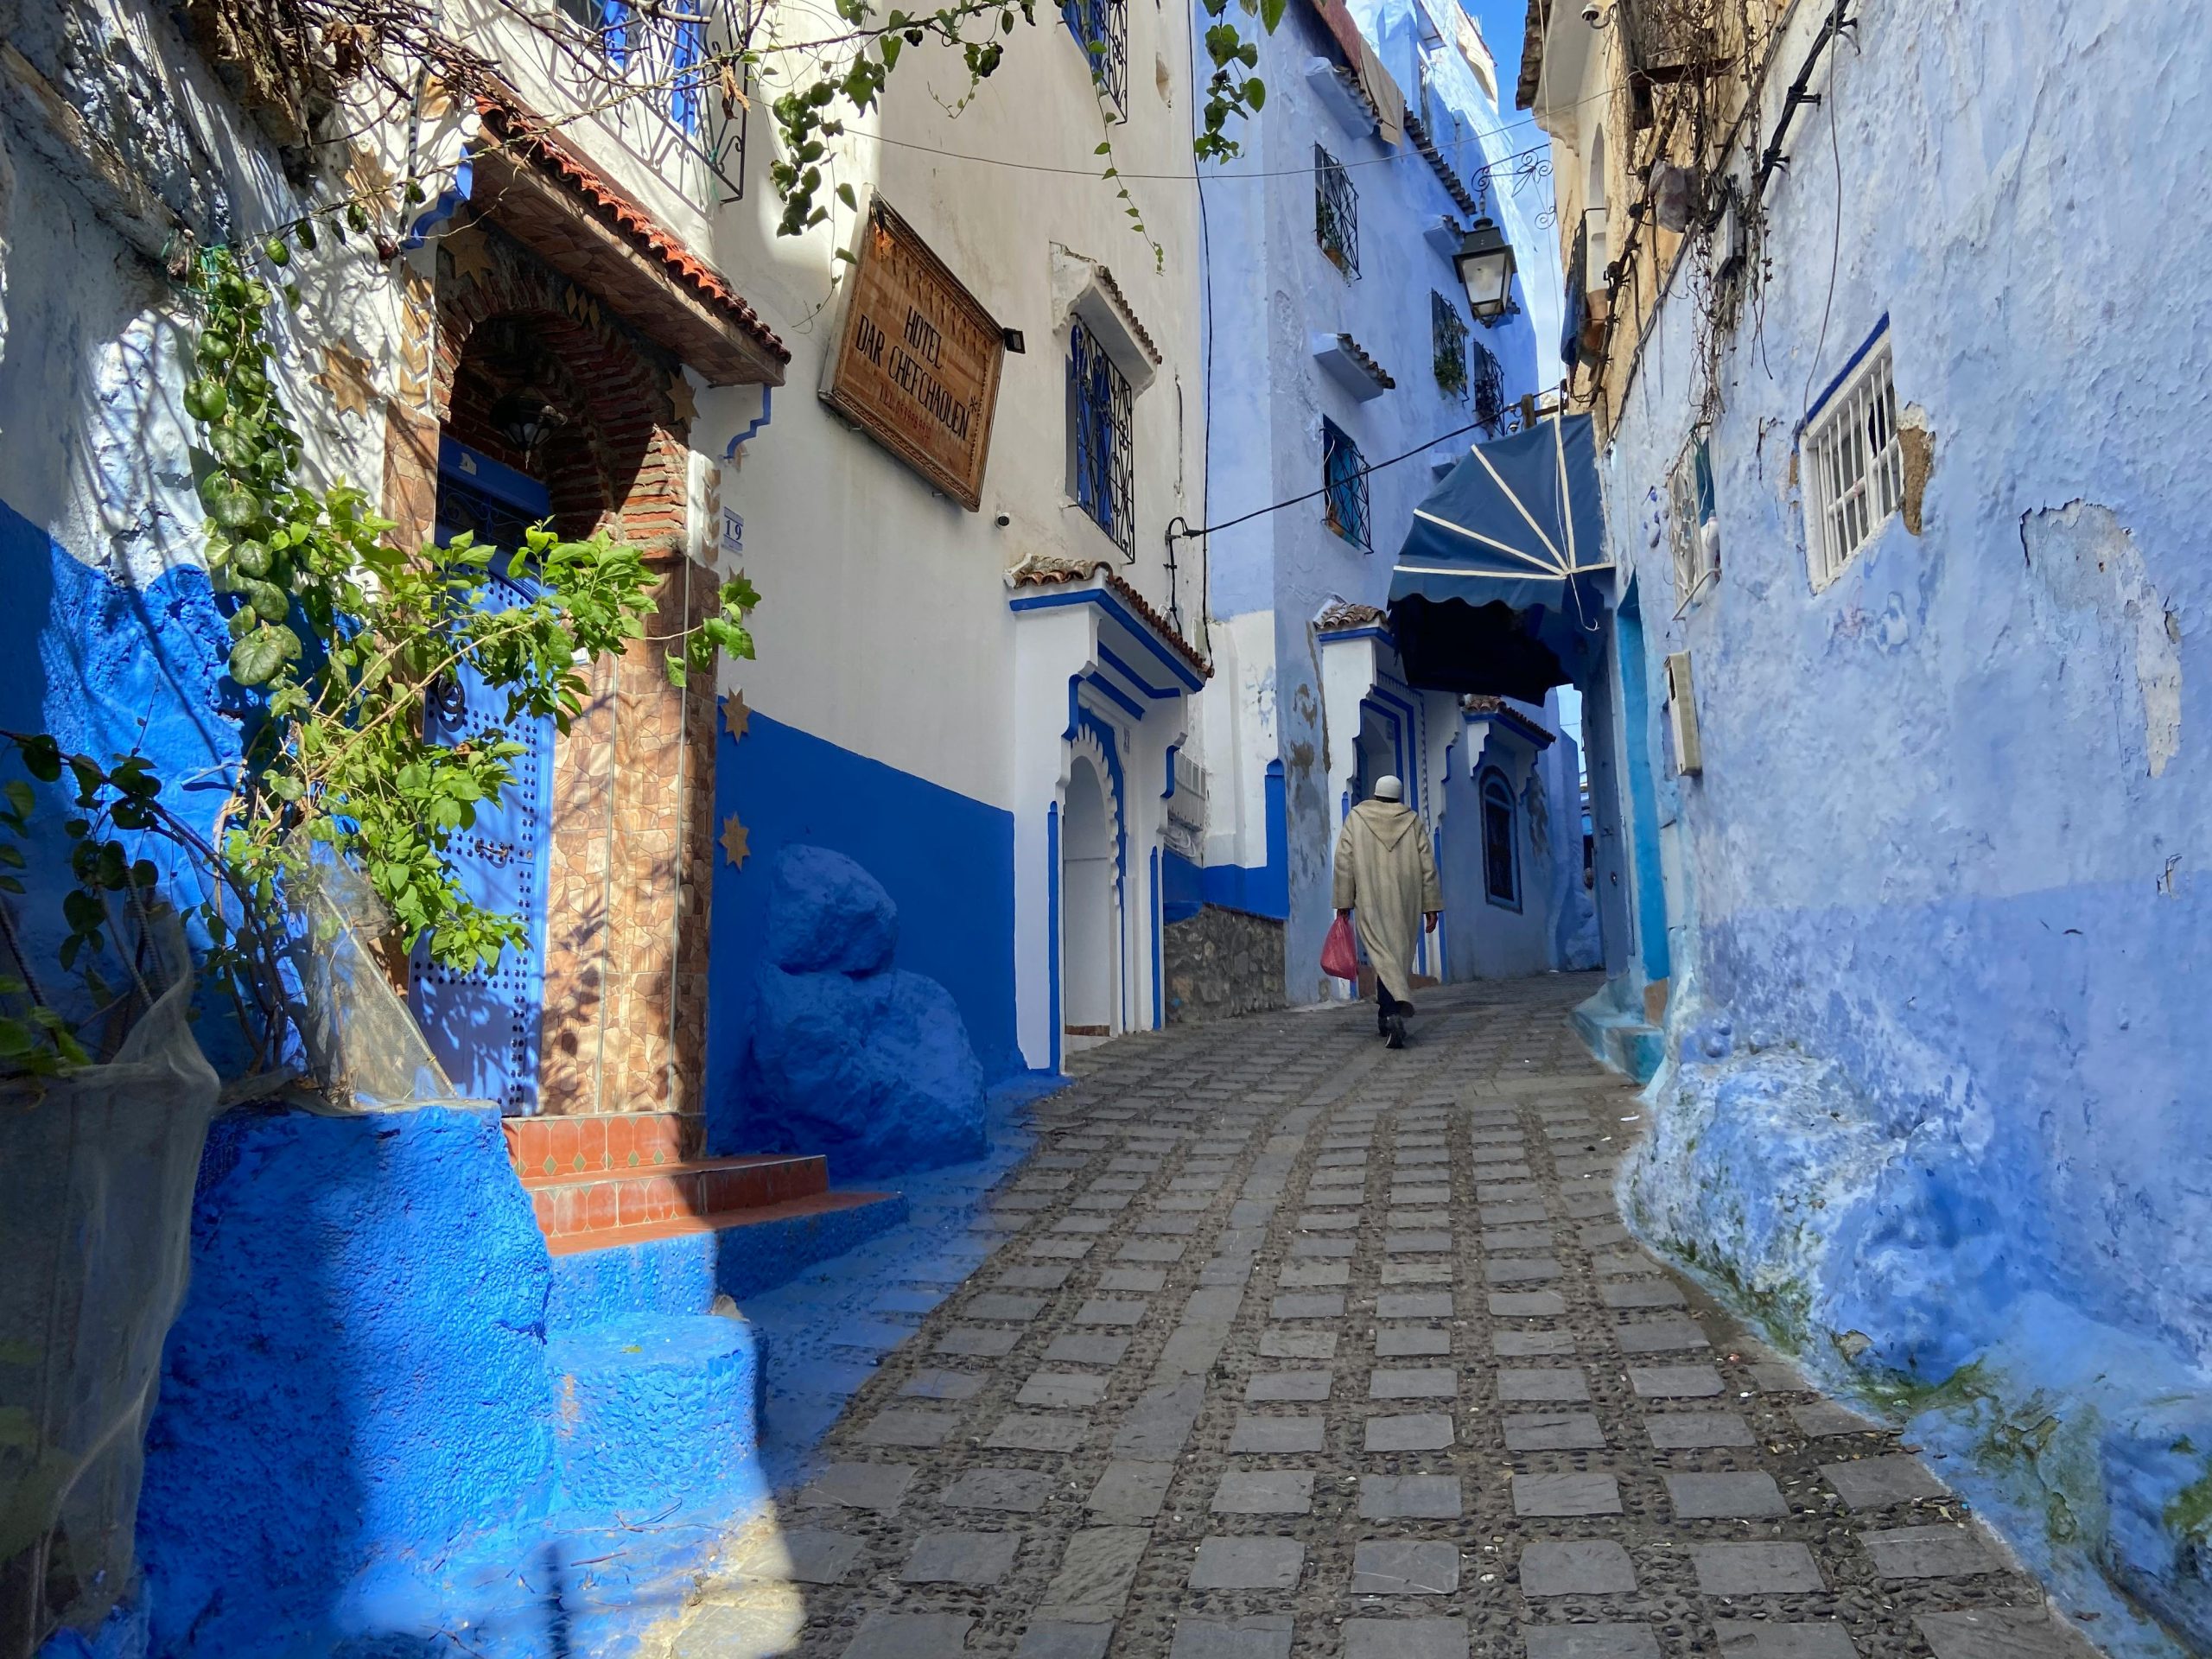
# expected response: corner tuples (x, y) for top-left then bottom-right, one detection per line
(1803, 338), (1902, 590)
(1471, 339), (1505, 432)
(1322, 417), (1370, 551)
(552, 0), (752, 202)
(1431, 290), (1470, 400)
(1315, 143), (1360, 276)
(1062, 0), (1130, 112)
(1068, 319), (1135, 556)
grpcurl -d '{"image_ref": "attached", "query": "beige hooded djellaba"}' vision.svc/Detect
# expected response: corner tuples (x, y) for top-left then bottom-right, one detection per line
(1332, 798), (1443, 1003)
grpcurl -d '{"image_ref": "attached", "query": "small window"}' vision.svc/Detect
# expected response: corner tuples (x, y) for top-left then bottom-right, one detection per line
(1063, 0), (1129, 111)
(1481, 768), (1519, 908)
(1669, 432), (1719, 601)
(1431, 291), (1469, 400)
(1322, 418), (1370, 551)
(1471, 338), (1505, 434)
(1068, 318), (1135, 552)
(1315, 144), (1359, 276)
(1803, 336), (1903, 588)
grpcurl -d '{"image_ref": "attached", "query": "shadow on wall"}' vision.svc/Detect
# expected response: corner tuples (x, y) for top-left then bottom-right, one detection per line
(715, 845), (988, 1182)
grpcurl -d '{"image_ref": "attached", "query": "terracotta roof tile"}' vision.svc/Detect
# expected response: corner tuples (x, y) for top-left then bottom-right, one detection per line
(1007, 554), (1211, 680)
(1316, 601), (1389, 632)
(1465, 693), (1556, 747)
(474, 90), (788, 365)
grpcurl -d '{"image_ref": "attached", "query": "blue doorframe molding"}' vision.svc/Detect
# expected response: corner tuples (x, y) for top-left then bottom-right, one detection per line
(1615, 587), (1673, 988)
(1202, 758), (1288, 919)
(1047, 803), (1062, 1074)
(1149, 847), (1164, 1029)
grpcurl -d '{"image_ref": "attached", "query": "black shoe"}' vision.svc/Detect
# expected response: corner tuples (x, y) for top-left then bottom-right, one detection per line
(1385, 1013), (1408, 1049)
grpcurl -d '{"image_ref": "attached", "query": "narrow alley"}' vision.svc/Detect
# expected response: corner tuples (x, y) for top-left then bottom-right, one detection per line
(660, 980), (2082, 1659)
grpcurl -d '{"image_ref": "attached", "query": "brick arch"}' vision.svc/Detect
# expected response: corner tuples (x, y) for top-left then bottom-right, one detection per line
(432, 225), (692, 557)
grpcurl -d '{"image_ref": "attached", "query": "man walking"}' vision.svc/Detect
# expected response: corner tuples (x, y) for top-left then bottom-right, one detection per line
(1332, 776), (1441, 1049)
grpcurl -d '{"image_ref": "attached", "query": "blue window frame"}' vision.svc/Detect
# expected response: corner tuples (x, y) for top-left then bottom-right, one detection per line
(1062, 0), (1128, 111)
(1481, 766), (1520, 910)
(563, 0), (710, 137)
(1322, 417), (1370, 551)
(1068, 318), (1135, 554)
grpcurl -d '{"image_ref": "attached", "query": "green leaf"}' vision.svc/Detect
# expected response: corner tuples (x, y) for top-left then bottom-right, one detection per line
(3, 781), (30, 817)
(838, 182), (858, 209)
(1260, 0), (1285, 29)
(228, 625), (296, 687)
(1246, 76), (1266, 108)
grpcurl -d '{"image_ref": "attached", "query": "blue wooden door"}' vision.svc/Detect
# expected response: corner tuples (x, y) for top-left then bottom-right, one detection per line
(410, 440), (556, 1114)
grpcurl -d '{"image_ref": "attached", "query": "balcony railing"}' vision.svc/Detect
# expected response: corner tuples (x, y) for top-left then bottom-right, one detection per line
(550, 0), (752, 202)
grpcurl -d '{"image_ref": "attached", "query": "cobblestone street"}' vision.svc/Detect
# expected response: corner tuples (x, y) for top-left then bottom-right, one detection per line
(667, 978), (2098, 1659)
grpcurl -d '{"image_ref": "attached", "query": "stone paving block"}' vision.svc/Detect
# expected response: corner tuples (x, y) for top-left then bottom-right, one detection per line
(1017, 1624), (1113, 1659)
(1667, 1471), (1788, 1518)
(1377, 1325), (1452, 1357)
(1087, 1459), (1174, 1522)
(1230, 1413), (1327, 1453)
(1118, 1238), (1186, 1262)
(1483, 1256), (1565, 1285)
(1043, 1332), (1130, 1366)
(1292, 1236), (1358, 1257)
(1280, 1262), (1353, 1288)
(1917, 1609), (2098, 1659)
(1167, 1617), (1294, 1659)
(1035, 1525), (1152, 1622)
(1751, 1363), (1812, 1393)
(1493, 1330), (1577, 1357)
(1387, 1231), (1455, 1254)
(1512, 1472), (1622, 1516)
(1298, 1211), (1363, 1230)
(841, 1612), (973, 1658)
(1360, 1474), (1463, 1518)
(1713, 1623), (1858, 1659)
(1520, 1540), (1637, 1596)
(998, 1263), (1077, 1290)
(1580, 1223), (1633, 1247)
(1629, 1363), (1725, 1398)
(1352, 1540), (1460, 1594)
(904, 1370), (987, 1400)
(1561, 1192), (1621, 1218)
(1213, 1469), (1316, 1515)
(1344, 1617), (1469, 1659)
(802, 1461), (917, 1513)
(1860, 1525), (2003, 1579)
(1247, 1370), (1334, 1402)
(1379, 1292), (1454, 1319)
(1392, 1185), (1453, 1205)
(1018, 1371), (1109, 1408)
(1113, 1376), (1206, 1459)
(1387, 1209), (1452, 1229)
(1370, 1367), (1459, 1400)
(941, 1467), (1055, 1512)
(1052, 1217), (1114, 1235)
(860, 1408), (962, 1447)
(1614, 1319), (1710, 1354)
(1096, 1267), (1168, 1293)
(1075, 1297), (1150, 1325)
(1137, 1214), (1205, 1235)
(986, 1414), (1090, 1451)
(736, 1526), (865, 1584)
(1483, 1226), (1556, 1249)
(1190, 1535), (1306, 1590)
(1646, 1412), (1757, 1448)
(1820, 1454), (1952, 1509)
(1790, 1401), (1880, 1438)
(1482, 1202), (1550, 1225)
(1319, 1150), (1370, 1166)
(1478, 1182), (1542, 1202)
(1693, 1542), (1824, 1595)
(1498, 1367), (1590, 1402)
(1599, 1280), (1685, 1309)
(1272, 1292), (1347, 1319)
(1072, 1192), (1134, 1211)
(1591, 1249), (1662, 1276)
(1395, 1147), (1449, 1163)
(1365, 1412), (1455, 1451)
(995, 1192), (1054, 1211)
(1382, 1261), (1454, 1285)
(1262, 1328), (1338, 1358)
(1522, 1624), (1661, 1659)
(935, 1325), (1024, 1357)
(902, 1529), (1020, 1585)
(1503, 1412), (1607, 1451)
(1490, 1291), (1568, 1317)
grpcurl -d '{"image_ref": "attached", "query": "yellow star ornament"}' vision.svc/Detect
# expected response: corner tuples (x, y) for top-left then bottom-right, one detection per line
(443, 225), (495, 285)
(721, 690), (751, 741)
(719, 814), (751, 868)
(668, 373), (699, 425)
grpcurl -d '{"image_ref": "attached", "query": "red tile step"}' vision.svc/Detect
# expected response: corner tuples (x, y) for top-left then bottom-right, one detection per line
(540, 1188), (899, 1258)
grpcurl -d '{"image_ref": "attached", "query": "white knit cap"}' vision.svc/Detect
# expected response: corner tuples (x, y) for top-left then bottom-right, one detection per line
(1373, 775), (1404, 801)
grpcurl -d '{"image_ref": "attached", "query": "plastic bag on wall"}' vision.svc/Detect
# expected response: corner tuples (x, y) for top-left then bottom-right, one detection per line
(0, 927), (218, 1657)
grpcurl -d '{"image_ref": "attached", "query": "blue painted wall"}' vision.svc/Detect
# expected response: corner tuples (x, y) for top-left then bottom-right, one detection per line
(1593, 1), (2212, 1644)
(706, 712), (1020, 1119)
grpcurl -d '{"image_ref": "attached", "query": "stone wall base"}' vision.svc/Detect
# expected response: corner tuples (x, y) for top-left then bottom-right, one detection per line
(1164, 906), (1286, 1025)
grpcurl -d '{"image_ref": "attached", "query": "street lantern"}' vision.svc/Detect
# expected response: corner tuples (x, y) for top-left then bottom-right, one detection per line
(1453, 216), (1518, 324)
(490, 388), (562, 453)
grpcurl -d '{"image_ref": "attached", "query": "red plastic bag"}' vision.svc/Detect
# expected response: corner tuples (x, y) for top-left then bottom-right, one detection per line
(1321, 913), (1360, 982)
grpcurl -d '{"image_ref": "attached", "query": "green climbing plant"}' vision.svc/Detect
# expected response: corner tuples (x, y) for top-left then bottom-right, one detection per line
(0, 241), (759, 1081)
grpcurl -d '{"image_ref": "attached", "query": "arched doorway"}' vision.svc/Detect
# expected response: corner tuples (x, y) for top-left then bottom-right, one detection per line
(1062, 757), (1118, 1049)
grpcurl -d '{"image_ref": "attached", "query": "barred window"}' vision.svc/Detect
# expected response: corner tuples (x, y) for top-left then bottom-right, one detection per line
(1322, 418), (1370, 551)
(1669, 433), (1719, 601)
(1471, 339), (1505, 433)
(1431, 290), (1469, 399)
(1481, 768), (1520, 908)
(1062, 0), (1129, 111)
(1068, 319), (1135, 553)
(1803, 335), (1902, 589)
(1315, 144), (1359, 276)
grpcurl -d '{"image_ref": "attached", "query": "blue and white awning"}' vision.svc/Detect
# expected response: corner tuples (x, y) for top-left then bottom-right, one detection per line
(1387, 413), (1611, 698)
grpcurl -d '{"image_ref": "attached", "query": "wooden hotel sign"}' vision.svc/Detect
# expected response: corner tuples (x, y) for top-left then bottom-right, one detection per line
(823, 196), (1005, 511)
